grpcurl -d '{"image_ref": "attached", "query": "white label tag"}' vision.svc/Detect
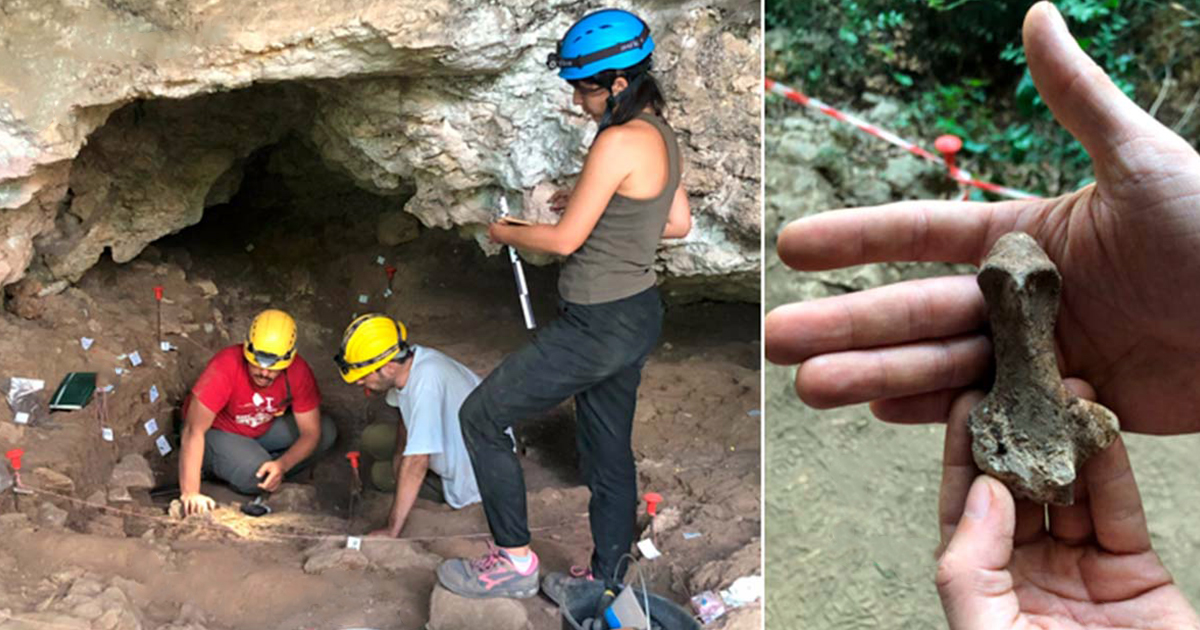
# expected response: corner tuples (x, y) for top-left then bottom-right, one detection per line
(358, 294), (369, 304)
(144, 418), (159, 435)
(81, 337), (94, 350)
(149, 385), (159, 404)
(636, 538), (661, 560)
(155, 435), (172, 455)
(383, 288), (393, 298)
(114, 367), (125, 375)
(13, 412), (29, 425)
(375, 256), (386, 265)
(129, 351), (143, 367)
(160, 341), (174, 352)
(102, 427), (114, 442)
(346, 536), (362, 550)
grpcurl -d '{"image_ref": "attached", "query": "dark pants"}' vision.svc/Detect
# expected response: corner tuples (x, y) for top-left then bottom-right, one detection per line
(203, 414), (337, 495)
(461, 286), (663, 588)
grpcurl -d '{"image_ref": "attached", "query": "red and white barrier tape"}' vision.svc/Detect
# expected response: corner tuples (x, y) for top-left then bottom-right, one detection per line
(765, 78), (1041, 200)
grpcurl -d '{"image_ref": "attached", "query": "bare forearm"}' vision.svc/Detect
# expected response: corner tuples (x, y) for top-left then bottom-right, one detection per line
(494, 224), (573, 256)
(387, 455), (429, 535)
(179, 427), (206, 495)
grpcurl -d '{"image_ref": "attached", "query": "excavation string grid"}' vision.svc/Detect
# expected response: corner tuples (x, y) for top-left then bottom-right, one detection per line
(14, 479), (582, 546)
(765, 78), (1041, 200)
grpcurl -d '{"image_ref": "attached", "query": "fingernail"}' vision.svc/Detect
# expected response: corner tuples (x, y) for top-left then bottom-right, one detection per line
(963, 477), (992, 521)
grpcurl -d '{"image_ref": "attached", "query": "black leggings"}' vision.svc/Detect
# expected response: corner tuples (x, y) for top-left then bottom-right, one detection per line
(460, 286), (663, 588)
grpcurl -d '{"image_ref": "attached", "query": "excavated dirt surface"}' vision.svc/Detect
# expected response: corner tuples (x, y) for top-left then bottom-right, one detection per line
(0, 188), (761, 629)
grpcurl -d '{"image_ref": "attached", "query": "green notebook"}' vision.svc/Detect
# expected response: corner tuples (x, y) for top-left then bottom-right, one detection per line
(48, 372), (97, 411)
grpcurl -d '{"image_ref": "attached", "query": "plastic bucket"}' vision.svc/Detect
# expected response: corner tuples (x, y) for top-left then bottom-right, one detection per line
(559, 581), (701, 630)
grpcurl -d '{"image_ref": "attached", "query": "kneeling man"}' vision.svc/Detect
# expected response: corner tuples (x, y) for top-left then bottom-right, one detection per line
(336, 313), (506, 537)
(179, 309), (336, 515)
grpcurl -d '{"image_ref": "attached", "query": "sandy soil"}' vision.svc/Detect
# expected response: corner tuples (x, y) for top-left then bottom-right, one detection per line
(0, 165), (761, 630)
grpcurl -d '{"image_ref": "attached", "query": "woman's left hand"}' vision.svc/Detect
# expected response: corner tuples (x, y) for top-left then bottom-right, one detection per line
(487, 222), (508, 245)
(936, 384), (1200, 629)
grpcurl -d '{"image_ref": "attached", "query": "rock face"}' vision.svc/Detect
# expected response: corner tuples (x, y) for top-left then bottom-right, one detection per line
(0, 0), (760, 301)
(968, 233), (1120, 505)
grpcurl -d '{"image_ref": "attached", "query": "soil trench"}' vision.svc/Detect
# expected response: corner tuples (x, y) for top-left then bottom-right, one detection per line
(0, 137), (761, 630)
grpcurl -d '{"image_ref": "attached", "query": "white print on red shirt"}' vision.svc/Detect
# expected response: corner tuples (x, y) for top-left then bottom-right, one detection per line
(235, 392), (285, 428)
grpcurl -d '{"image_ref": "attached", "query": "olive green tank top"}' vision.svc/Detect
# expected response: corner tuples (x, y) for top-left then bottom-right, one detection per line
(558, 113), (681, 305)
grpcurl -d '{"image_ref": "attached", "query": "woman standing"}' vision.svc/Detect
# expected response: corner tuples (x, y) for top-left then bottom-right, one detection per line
(436, 7), (691, 602)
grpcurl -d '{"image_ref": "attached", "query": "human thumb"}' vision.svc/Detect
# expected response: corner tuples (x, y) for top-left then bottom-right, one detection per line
(1023, 2), (1185, 169)
(935, 475), (1019, 629)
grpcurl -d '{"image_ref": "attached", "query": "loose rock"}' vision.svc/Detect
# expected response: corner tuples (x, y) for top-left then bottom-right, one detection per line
(302, 547), (370, 574)
(109, 454), (155, 489)
(427, 585), (530, 630)
(38, 502), (69, 529)
(31, 467), (75, 494)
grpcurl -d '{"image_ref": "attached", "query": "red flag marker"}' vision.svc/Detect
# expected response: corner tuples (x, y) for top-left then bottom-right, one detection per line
(153, 286), (164, 348)
(644, 491), (662, 516)
(5, 448), (23, 471)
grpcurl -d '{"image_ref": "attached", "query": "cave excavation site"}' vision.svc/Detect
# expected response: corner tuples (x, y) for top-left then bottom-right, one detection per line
(0, 2), (761, 630)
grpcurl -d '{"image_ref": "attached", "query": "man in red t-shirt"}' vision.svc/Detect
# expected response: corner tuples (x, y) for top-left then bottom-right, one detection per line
(177, 309), (336, 515)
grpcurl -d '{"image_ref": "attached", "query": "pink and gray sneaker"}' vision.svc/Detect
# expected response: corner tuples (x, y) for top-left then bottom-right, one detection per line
(437, 544), (540, 599)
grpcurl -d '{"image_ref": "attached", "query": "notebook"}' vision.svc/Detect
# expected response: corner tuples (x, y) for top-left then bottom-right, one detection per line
(48, 372), (97, 411)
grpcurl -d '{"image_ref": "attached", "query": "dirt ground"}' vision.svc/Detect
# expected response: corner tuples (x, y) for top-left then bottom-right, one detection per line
(0, 159), (761, 630)
(764, 109), (1200, 628)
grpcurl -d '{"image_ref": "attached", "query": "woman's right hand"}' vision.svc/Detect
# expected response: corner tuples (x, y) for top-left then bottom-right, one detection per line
(549, 189), (570, 214)
(180, 492), (216, 516)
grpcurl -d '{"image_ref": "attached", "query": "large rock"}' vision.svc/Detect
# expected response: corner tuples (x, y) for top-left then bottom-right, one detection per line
(0, 1), (760, 301)
(427, 585), (530, 630)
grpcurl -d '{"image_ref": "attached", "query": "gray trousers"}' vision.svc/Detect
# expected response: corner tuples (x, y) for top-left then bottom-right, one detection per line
(202, 414), (337, 495)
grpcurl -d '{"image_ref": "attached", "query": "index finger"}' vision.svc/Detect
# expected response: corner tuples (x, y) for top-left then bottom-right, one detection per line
(776, 200), (1029, 271)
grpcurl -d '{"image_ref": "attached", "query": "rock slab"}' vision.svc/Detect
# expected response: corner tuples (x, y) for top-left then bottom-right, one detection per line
(968, 232), (1120, 505)
(427, 585), (530, 630)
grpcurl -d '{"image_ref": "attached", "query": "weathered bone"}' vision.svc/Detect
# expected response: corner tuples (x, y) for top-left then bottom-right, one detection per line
(968, 232), (1120, 505)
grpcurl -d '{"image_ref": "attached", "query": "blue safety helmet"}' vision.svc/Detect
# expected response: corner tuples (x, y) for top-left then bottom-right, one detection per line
(546, 9), (654, 81)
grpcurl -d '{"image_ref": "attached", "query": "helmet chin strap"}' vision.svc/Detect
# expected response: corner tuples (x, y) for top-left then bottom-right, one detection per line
(597, 71), (647, 132)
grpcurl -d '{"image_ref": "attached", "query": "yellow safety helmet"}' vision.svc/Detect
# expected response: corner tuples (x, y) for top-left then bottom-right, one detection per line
(335, 313), (410, 383)
(244, 309), (297, 370)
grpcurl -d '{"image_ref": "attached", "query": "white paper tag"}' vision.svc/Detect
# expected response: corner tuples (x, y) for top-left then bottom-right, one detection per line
(357, 294), (369, 304)
(346, 536), (362, 550)
(129, 351), (143, 367)
(114, 367), (125, 375)
(155, 435), (172, 455)
(102, 427), (114, 442)
(13, 412), (29, 425)
(245, 243), (255, 252)
(99, 385), (114, 393)
(144, 418), (159, 435)
(375, 256), (385, 265)
(81, 337), (94, 350)
(382, 288), (393, 298)
(636, 538), (661, 560)
(160, 341), (174, 352)
(149, 385), (159, 404)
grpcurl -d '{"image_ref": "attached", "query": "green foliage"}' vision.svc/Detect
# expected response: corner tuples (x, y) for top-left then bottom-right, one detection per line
(766, 0), (1194, 196)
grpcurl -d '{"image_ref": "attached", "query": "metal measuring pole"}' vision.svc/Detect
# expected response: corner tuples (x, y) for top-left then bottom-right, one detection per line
(497, 196), (536, 330)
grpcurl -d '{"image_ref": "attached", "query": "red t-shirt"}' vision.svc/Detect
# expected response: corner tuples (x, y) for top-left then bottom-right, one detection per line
(188, 345), (321, 438)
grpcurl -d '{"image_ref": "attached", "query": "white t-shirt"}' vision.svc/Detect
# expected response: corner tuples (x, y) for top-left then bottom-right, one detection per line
(384, 345), (500, 509)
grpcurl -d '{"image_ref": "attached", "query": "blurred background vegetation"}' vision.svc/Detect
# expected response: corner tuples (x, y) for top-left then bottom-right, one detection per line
(765, 0), (1200, 196)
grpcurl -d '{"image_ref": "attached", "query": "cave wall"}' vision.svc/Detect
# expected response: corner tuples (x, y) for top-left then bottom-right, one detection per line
(0, 0), (761, 301)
